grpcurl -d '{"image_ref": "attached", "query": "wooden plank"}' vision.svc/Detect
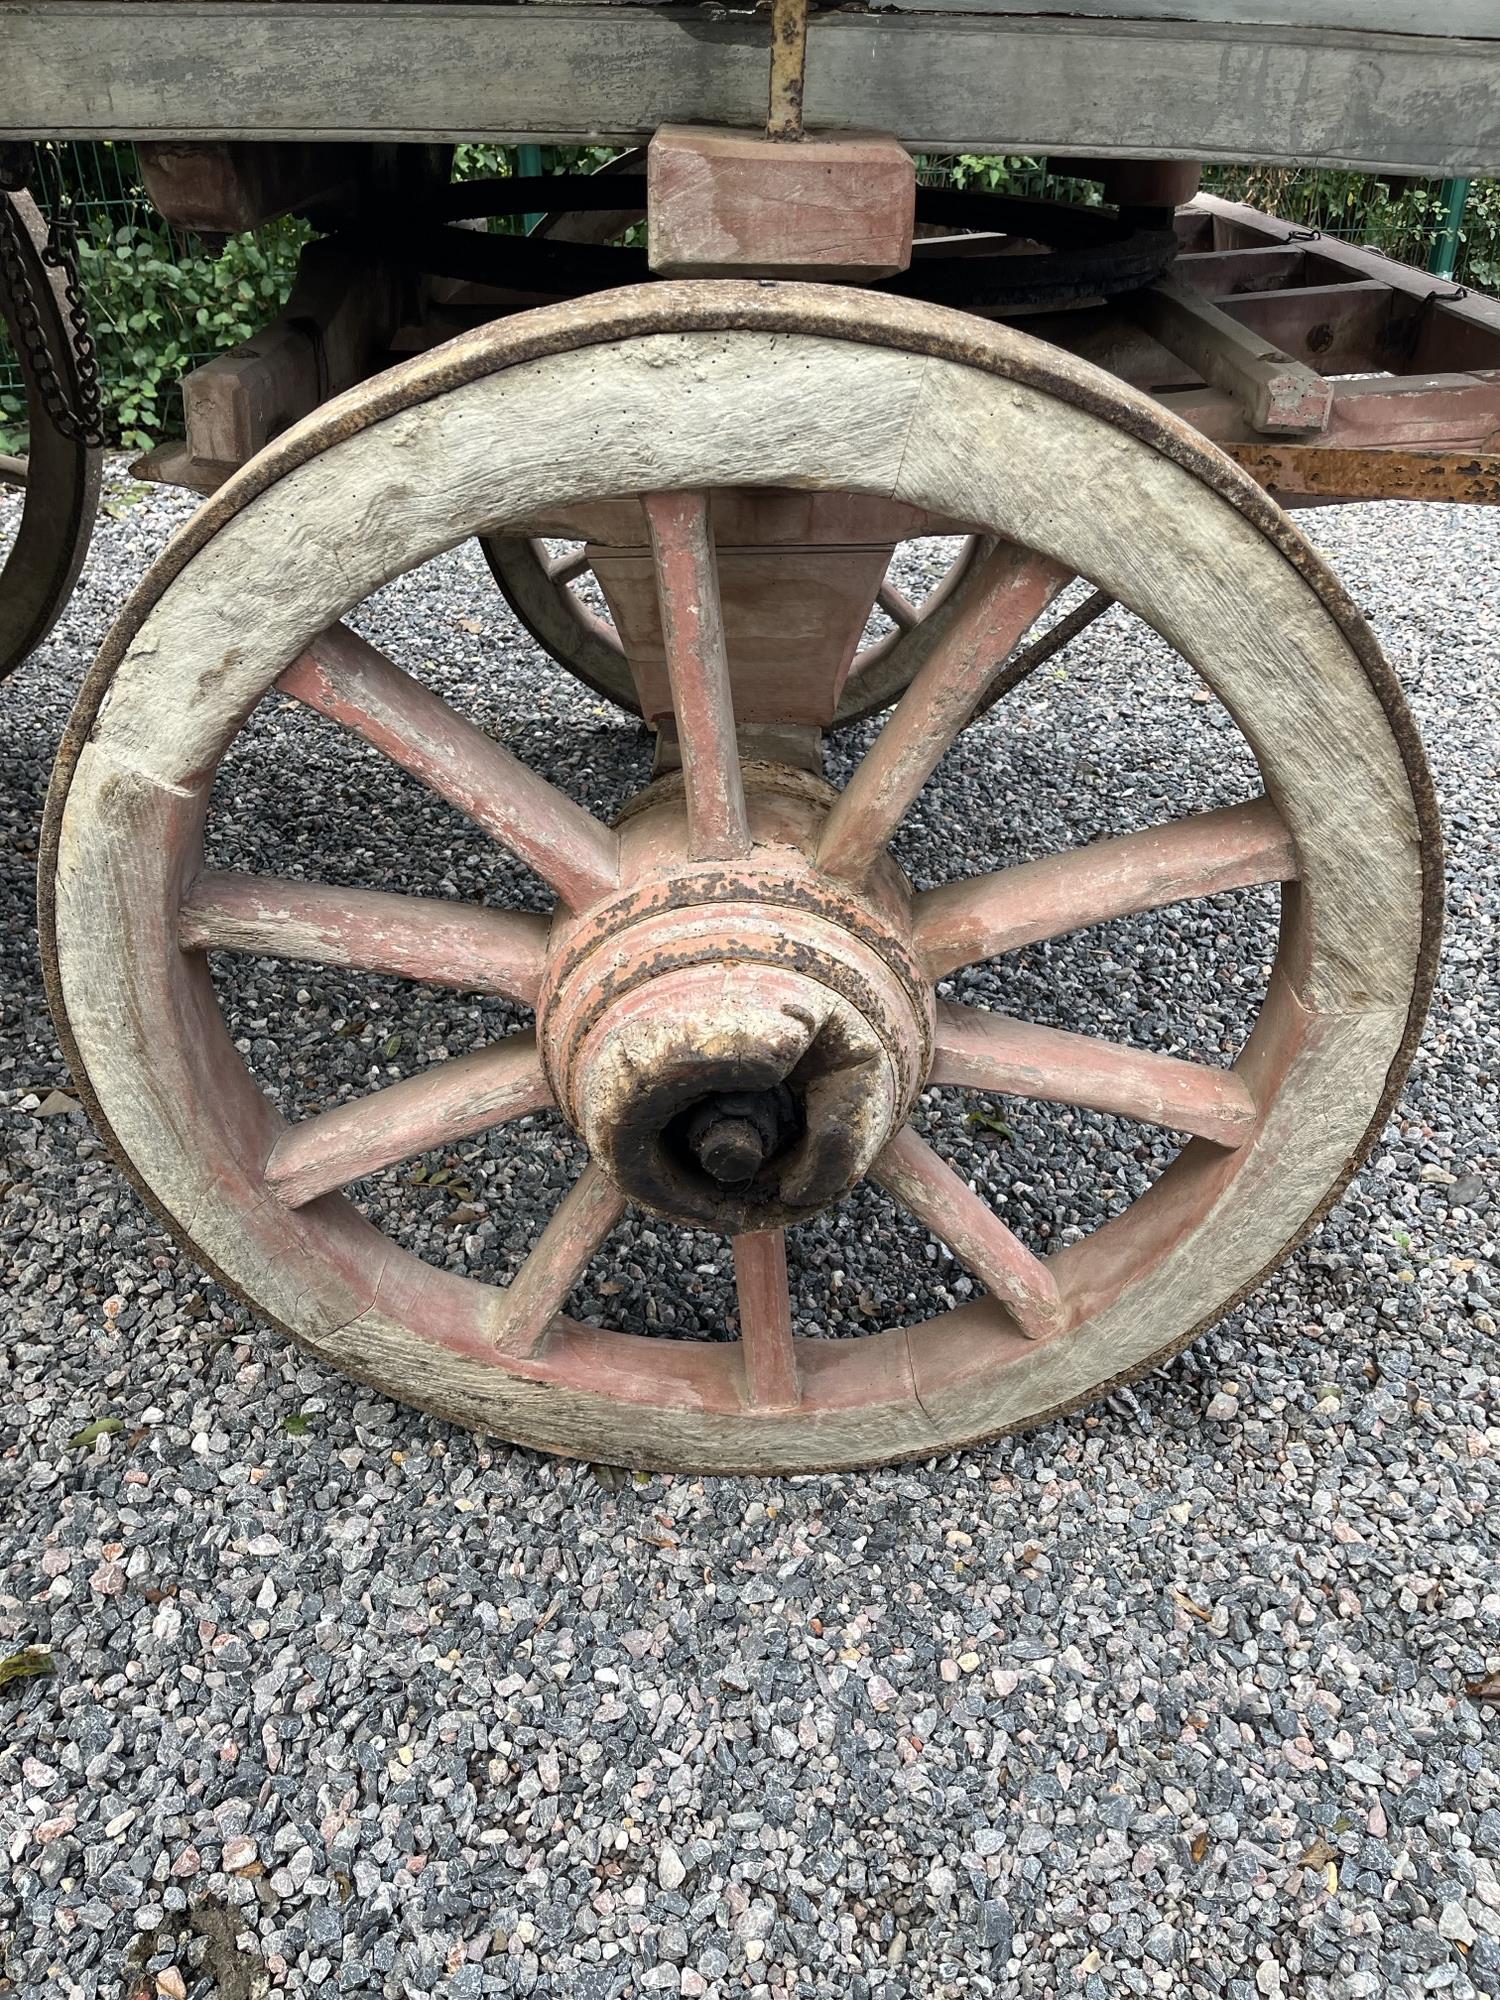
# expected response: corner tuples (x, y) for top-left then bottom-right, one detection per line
(137, 140), (364, 233)
(1175, 245), (1311, 296)
(1159, 369), (1500, 451)
(1132, 277), (1333, 432)
(1214, 280), (1417, 375)
(880, 0), (1500, 30)
(6, 6), (1499, 177)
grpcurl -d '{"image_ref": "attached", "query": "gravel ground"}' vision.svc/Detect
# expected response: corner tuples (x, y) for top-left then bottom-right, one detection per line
(1, 466), (1497, 2000)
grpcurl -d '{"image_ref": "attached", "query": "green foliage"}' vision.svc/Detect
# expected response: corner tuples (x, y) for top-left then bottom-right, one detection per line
(1201, 164), (1500, 288)
(924, 154), (1104, 207)
(0, 207), (309, 453)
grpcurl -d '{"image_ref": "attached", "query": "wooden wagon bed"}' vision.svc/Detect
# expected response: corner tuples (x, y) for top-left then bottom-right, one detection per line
(6, 3), (1500, 178)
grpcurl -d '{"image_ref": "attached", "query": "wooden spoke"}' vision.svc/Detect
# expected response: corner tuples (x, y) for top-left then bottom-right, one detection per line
(971, 586), (1117, 723)
(493, 1164), (628, 1359)
(0, 452), (27, 490)
(265, 1032), (551, 1209)
(877, 579), (919, 631)
(915, 796), (1297, 980)
(641, 490), (751, 864)
(279, 624), (620, 909)
(732, 1230), (801, 1410)
(931, 1000), (1258, 1147)
(545, 545), (592, 586)
(180, 874), (549, 1005)
(817, 543), (1071, 884)
(871, 1125), (1064, 1341)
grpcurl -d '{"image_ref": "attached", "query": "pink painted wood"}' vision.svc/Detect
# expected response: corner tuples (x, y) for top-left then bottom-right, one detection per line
(265, 1031), (552, 1208)
(180, 872), (549, 1004)
(493, 1163), (628, 1359)
(817, 544), (1070, 884)
(930, 1000), (1258, 1146)
(871, 1124), (1064, 1340)
(731, 1229), (801, 1410)
(914, 796), (1298, 980)
(641, 490), (751, 863)
(280, 624), (620, 909)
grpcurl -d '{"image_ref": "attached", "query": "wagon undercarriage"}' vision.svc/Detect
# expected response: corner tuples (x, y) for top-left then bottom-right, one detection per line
(3, 1), (1491, 1467)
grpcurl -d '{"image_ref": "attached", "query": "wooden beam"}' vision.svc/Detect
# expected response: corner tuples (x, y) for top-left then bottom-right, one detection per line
(5, 6), (1498, 178)
(1175, 245), (1311, 295)
(1214, 280), (1418, 375)
(137, 140), (364, 233)
(1132, 277), (1333, 432)
(882, 0), (1500, 31)
(1157, 369), (1500, 452)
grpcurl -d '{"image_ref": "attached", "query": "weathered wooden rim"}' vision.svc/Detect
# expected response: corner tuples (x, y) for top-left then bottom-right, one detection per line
(0, 188), (101, 678)
(40, 283), (1444, 1471)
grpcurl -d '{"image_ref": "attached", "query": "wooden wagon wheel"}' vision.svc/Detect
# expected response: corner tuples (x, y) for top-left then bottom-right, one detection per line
(477, 160), (987, 725)
(42, 283), (1439, 1473)
(0, 188), (100, 678)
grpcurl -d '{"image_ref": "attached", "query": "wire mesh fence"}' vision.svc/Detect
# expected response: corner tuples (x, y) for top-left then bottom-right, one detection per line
(3, 144), (1495, 451)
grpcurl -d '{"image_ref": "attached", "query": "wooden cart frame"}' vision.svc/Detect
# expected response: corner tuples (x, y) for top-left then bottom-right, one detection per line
(2, 3), (1494, 1468)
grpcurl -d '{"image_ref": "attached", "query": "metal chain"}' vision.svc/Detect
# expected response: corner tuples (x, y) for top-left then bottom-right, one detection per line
(0, 141), (106, 449)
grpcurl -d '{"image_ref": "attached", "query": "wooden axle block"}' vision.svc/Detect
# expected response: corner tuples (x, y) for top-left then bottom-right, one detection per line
(647, 126), (915, 281)
(588, 541), (896, 727)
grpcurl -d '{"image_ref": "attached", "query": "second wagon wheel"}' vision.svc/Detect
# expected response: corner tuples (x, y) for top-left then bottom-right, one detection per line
(0, 187), (100, 678)
(43, 283), (1439, 1473)
(477, 166), (987, 726)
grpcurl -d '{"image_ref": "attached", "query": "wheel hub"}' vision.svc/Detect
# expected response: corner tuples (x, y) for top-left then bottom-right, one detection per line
(537, 770), (933, 1231)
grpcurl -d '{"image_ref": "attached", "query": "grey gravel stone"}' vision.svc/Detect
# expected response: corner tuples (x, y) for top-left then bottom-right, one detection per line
(0, 470), (1497, 2000)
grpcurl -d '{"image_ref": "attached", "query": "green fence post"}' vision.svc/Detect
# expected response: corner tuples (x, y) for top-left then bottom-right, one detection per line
(1430, 177), (1471, 281)
(517, 144), (544, 234)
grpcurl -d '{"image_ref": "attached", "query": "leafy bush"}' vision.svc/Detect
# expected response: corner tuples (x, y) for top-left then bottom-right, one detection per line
(1202, 164), (1499, 287)
(0, 209), (308, 454)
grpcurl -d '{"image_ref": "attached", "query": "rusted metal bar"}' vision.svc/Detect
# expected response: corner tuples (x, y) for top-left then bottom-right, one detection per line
(767, 0), (809, 141)
(1222, 442), (1500, 505)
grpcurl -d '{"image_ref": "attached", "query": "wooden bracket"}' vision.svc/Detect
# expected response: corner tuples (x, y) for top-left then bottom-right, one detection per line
(647, 125), (915, 280)
(181, 240), (401, 470)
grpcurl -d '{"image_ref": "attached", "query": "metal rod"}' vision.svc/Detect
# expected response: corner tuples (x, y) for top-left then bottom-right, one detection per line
(516, 142), (544, 234)
(1430, 177), (1471, 282)
(767, 0), (809, 141)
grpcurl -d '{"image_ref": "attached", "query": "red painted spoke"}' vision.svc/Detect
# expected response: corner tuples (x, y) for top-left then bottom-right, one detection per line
(642, 490), (751, 864)
(494, 1164), (628, 1359)
(265, 1033), (551, 1209)
(818, 544), (1071, 884)
(931, 1000), (1257, 1148)
(732, 1230), (801, 1410)
(915, 796), (1297, 980)
(545, 546), (591, 586)
(877, 579), (919, 631)
(180, 874), (549, 1005)
(871, 1125), (1064, 1341)
(280, 624), (620, 909)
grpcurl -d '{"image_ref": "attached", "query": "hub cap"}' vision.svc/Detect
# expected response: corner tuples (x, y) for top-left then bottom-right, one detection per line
(538, 772), (933, 1231)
